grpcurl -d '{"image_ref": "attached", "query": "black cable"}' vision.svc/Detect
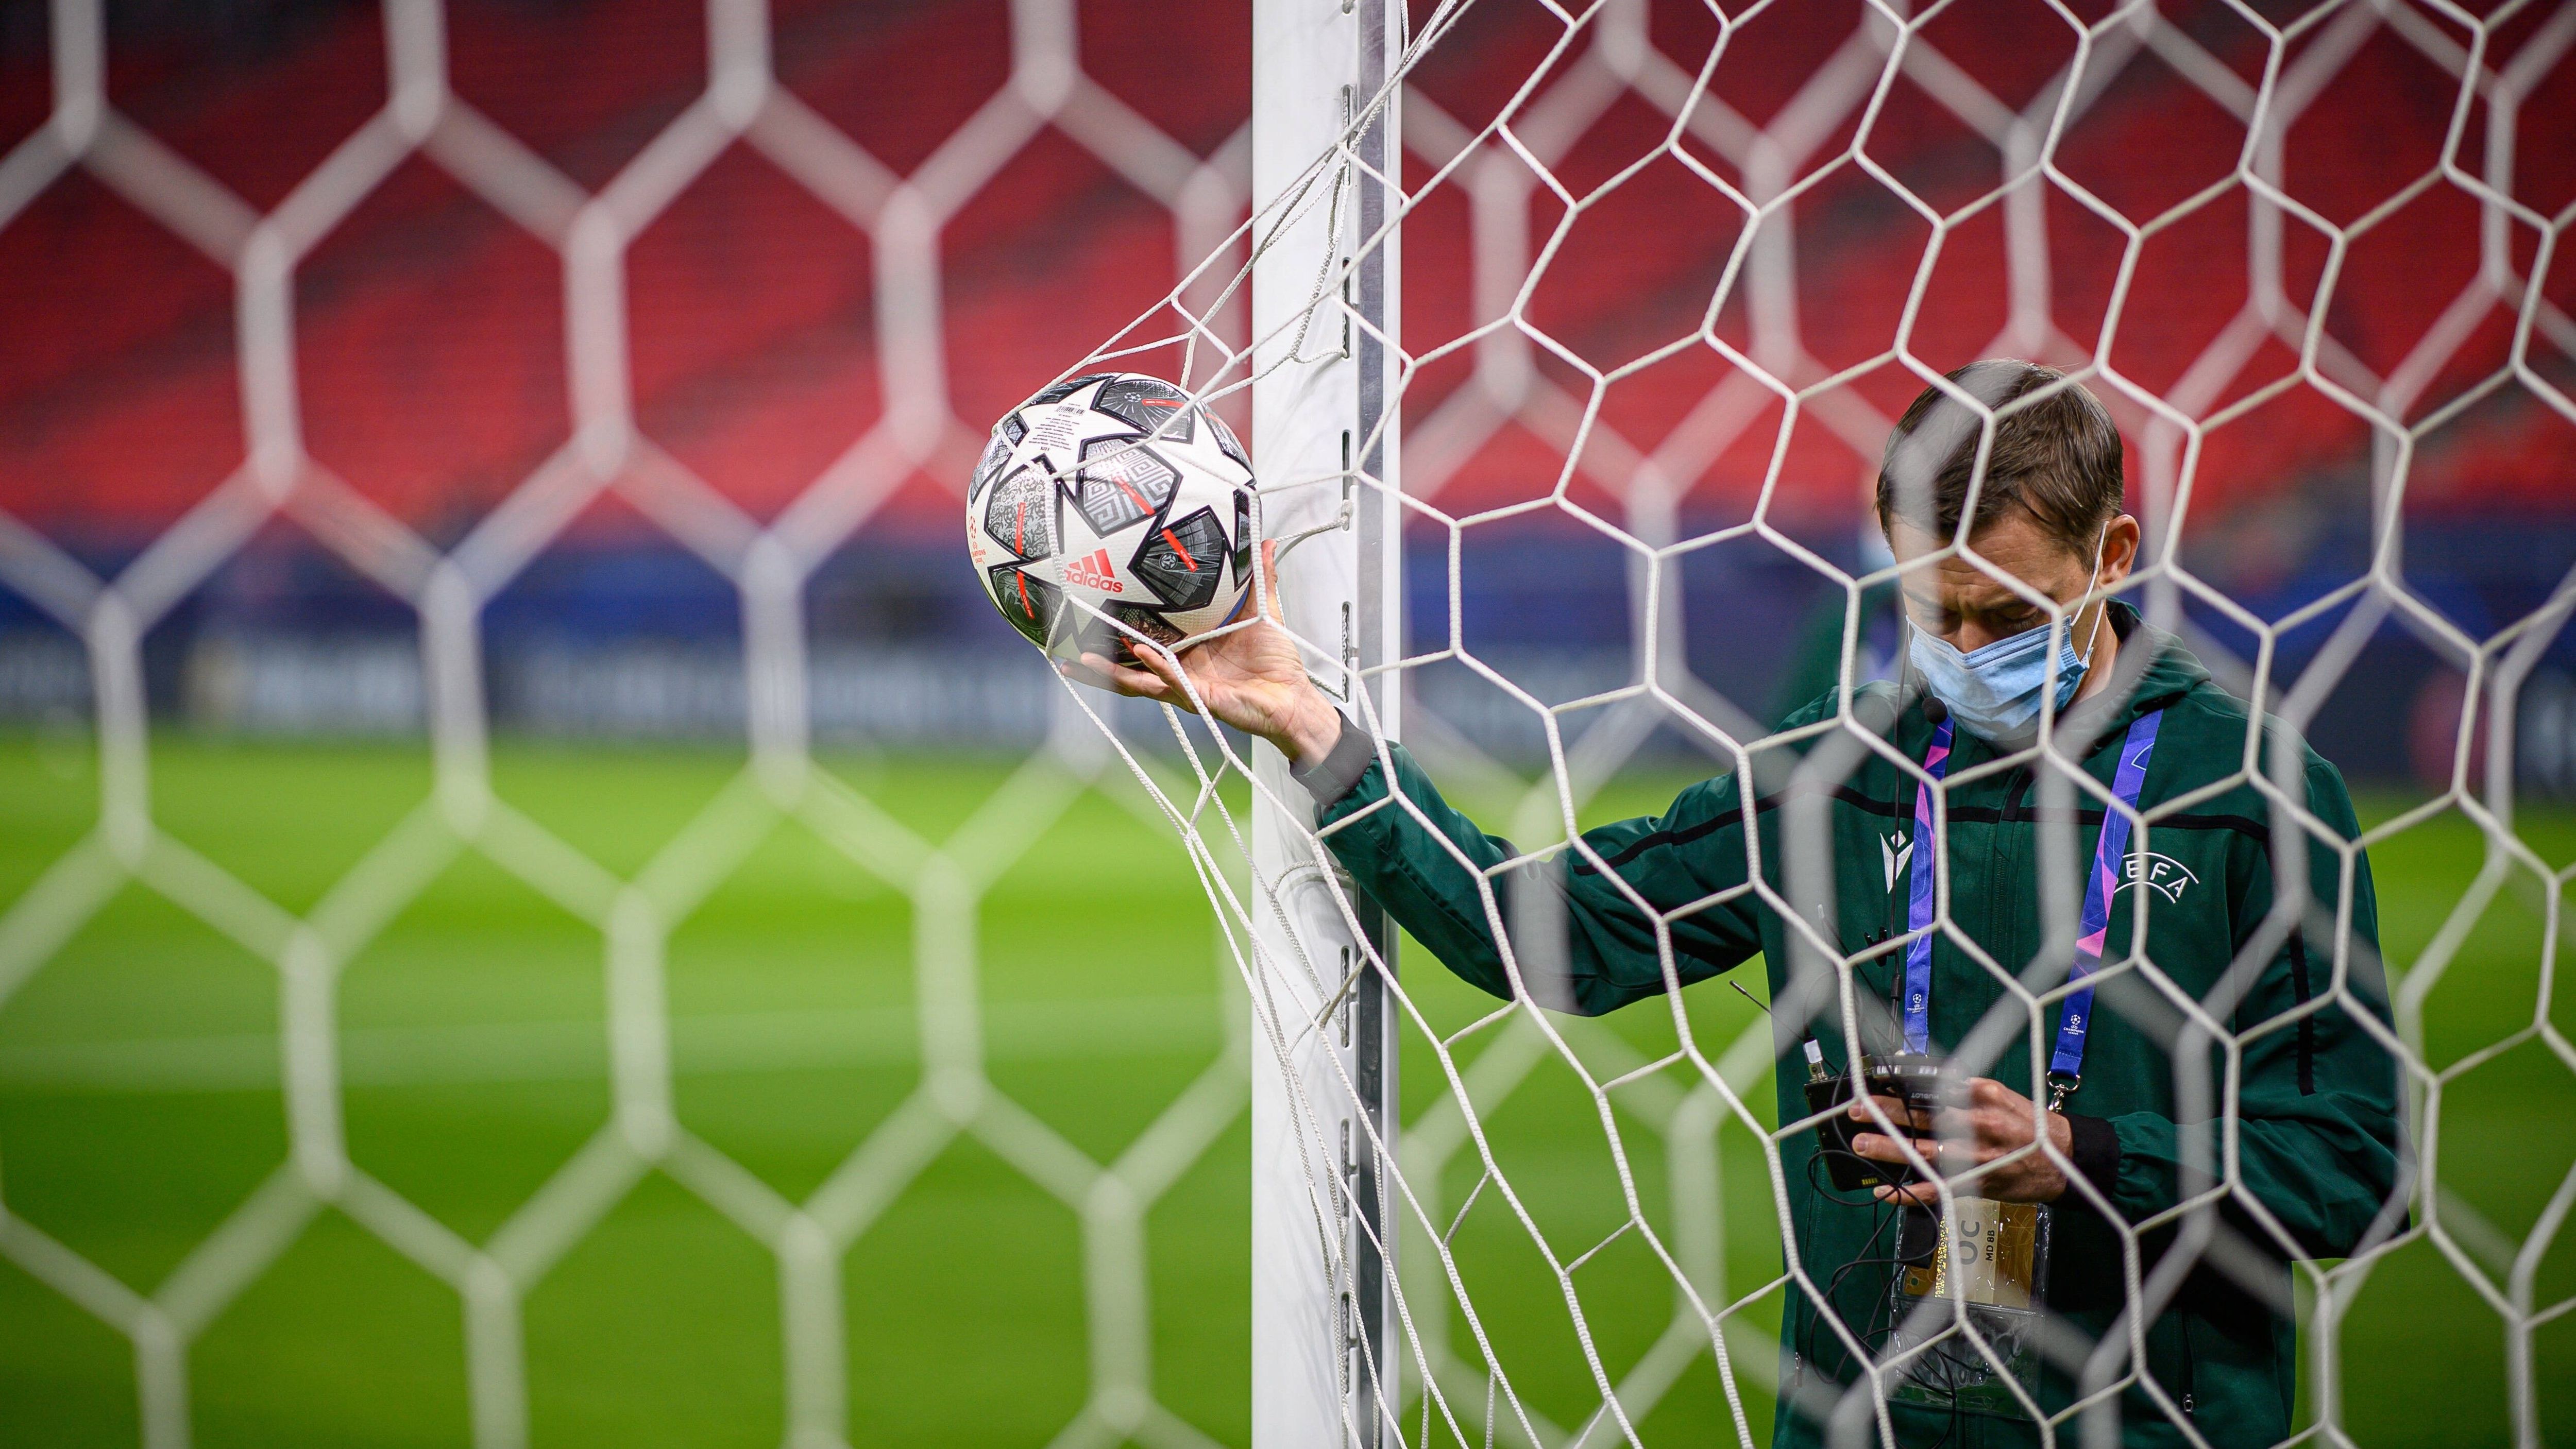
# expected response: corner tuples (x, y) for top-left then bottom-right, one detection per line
(1793, 1155), (1838, 1384)
(1800, 1153), (1910, 1390)
(1799, 1155), (1883, 1383)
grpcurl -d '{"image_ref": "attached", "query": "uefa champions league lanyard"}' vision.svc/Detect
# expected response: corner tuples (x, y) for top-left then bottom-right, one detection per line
(1898, 709), (2166, 1107)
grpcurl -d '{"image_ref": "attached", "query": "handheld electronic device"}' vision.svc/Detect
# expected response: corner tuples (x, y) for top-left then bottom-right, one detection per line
(1803, 1048), (1948, 1194)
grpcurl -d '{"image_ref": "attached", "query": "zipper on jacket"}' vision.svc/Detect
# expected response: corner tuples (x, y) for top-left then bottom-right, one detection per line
(1999, 762), (2033, 822)
(2287, 926), (2317, 1095)
(1991, 764), (2030, 974)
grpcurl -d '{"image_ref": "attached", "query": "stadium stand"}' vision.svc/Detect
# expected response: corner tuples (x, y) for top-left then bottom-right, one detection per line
(1, 0), (2570, 780)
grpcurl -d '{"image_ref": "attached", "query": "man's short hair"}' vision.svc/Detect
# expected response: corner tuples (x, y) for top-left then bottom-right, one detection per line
(1874, 359), (2125, 554)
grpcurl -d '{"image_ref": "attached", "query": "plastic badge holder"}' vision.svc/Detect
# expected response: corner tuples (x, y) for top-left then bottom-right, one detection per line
(1884, 1197), (2055, 1417)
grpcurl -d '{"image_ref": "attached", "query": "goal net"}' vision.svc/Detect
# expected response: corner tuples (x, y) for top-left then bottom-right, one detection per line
(1053, 1), (2576, 1446)
(0, 1), (2568, 1447)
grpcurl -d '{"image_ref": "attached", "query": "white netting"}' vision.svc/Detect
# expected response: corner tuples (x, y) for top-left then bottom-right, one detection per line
(0, 2), (1263, 1446)
(1, 1), (2571, 1447)
(1053, 0), (2576, 1445)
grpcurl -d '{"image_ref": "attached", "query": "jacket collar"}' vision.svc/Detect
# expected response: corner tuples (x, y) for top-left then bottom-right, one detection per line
(2075, 600), (2206, 727)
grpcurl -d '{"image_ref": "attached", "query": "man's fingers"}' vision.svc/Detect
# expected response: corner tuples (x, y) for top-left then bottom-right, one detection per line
(1855, 1129), (2007, 1176)
(1061, 653), (1177, 701)
(1074, 644), (1211, 717)
(1969, 1076), (2020, 1105)
(1123, 643), (1206, 711)
(1851, 1095), (1934, 1133)
(1850, 1132), (1939, 1166)
(1057, 654), (1128, 691)
(1057, 655), (1116, 689)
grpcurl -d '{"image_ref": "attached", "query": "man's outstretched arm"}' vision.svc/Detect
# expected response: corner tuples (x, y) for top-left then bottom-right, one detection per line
(1296, 714), (1765, 1015)
(1061, 543), (1762, 1015)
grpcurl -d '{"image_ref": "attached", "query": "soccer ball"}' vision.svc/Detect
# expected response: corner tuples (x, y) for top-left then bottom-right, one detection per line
(967, 372), (1259, 663)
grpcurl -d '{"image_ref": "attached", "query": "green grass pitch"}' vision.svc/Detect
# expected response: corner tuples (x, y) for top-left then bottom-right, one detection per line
(0, 733), (2567, 1446)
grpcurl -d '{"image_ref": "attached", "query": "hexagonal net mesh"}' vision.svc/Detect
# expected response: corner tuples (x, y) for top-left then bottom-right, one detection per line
(0, 1), (2569, 1447)
(1050, 1), (2576, 1446)
(0, 2), (1274, 1445)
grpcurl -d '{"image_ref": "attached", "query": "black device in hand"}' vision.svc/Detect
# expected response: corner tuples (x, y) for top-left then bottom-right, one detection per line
(1806, 1051), (1946, 1194)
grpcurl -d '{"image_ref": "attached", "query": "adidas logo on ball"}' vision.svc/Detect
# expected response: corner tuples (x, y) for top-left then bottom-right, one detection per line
(1063, 548), (1123, 593)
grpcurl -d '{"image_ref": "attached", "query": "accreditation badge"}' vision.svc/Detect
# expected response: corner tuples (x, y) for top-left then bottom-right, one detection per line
(1884, 1197), (2053, 1416)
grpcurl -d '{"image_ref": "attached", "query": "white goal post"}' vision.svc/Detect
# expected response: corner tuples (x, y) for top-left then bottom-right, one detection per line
(1248, 1), (1406, 1444)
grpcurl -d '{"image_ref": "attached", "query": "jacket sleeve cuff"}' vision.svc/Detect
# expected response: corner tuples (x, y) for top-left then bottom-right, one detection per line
(1289, 712), (1374, 807)
(2063, 1112), (2121, 1204)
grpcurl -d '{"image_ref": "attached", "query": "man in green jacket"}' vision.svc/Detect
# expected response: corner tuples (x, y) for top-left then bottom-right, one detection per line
(1067, 360), (2401, 1447)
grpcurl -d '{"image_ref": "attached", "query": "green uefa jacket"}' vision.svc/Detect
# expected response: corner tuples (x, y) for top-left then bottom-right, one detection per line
(1299, 607), (2400, 1448)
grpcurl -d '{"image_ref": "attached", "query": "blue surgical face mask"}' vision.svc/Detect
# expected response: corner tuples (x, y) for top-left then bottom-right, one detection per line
(1905, 530), (2110, 741)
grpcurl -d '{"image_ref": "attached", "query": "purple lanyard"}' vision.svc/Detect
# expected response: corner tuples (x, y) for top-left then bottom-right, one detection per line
(1897, 721), (1953, 1055)
(1898, 711), (2164, 1102)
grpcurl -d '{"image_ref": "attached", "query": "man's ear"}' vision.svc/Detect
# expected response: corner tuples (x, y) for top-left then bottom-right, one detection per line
(2098, 514), (2142, 586)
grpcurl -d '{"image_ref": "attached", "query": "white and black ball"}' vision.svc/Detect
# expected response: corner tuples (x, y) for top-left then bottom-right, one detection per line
(967, 373), (1258, 663)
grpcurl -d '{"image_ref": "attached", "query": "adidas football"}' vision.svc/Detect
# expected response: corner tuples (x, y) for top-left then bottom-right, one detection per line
(967, 373), (1260, 663)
